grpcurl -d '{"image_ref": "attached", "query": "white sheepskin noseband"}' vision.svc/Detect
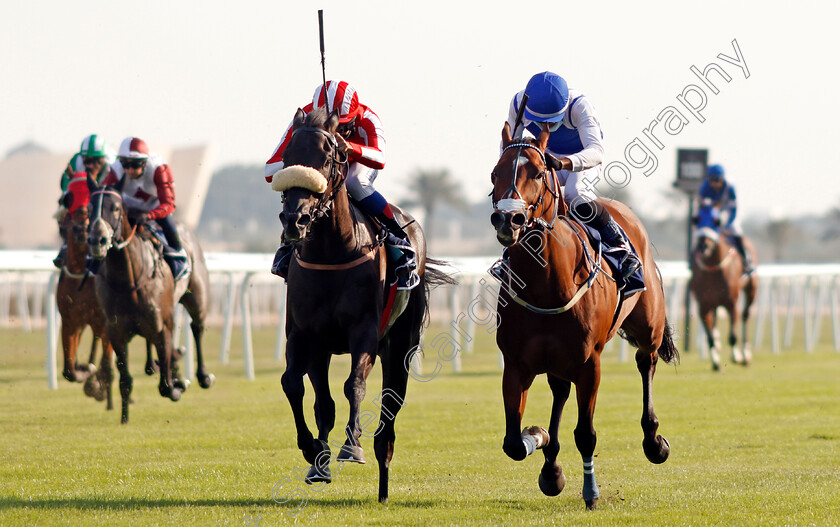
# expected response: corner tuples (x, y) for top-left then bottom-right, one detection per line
(271, 165), (328, 194)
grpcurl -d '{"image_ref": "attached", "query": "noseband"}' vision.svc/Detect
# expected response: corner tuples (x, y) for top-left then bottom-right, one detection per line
(284, 126), (349, 219)
(492, 142), (559, 231)
(90, 189), (136, 251)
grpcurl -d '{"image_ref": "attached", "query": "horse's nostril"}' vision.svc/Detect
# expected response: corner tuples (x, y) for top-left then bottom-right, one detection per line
(490, 211), (505, 229)
(297, 214), (311, 228)
(511, 213), (526, 228)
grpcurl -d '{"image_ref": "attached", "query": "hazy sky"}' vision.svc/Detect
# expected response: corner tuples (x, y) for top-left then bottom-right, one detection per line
(3, 1), (839, 220)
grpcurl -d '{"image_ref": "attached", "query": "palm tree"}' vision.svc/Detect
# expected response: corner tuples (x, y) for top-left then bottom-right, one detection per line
(399, 168), (469, 240)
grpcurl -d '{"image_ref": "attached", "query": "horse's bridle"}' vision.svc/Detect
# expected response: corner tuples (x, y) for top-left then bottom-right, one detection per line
(283, 126), (349, 219)
(492, 142), (560, 232)
(89, 189), (137, 252)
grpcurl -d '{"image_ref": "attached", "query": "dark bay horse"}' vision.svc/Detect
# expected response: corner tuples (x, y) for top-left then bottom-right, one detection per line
(272, 106), (453, 503)
(489, 123), (678, 509)
(86, 175), (214, 423)
(56, 188), (114, 409)
(689, 207), (758, 370)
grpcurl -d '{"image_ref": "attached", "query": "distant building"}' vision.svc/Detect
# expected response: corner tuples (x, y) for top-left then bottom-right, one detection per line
(0, 144), (213, 249)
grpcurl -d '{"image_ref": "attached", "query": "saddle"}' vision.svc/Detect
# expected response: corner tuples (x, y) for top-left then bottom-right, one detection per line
(568, 217), (646, 297)
(134, 220), (191, 283)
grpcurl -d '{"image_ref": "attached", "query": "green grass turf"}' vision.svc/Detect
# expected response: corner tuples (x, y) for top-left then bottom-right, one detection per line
(1, 322), (839, 526)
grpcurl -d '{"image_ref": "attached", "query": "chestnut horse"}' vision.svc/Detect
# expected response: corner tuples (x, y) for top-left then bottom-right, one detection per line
(86, 175), (215, 423)
(272, 107), (453, 502)
(56, 189), (114, 409)
(489, 123), (678, 509)
(689, 206), (758, 370)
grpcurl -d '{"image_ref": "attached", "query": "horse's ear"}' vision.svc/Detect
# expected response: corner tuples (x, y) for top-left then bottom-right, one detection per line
(501, 122), (513, 146)
(326, 109), (340, 133)
(115, 172), (126, 192)
(86, 173), (98, 192)
(292, 108), (306, 130)
(536, 123), (550, 152)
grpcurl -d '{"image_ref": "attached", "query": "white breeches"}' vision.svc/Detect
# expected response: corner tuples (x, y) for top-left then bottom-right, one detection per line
(345, 163), (379, 201)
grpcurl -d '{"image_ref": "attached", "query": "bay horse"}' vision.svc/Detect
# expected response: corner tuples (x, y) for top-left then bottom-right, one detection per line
(86, 174), (215, 423)
(489, 123), (678, 509)
(272, 106), (453, 503)
(689, 206), (758, 370)
(56, 183), (114, 409)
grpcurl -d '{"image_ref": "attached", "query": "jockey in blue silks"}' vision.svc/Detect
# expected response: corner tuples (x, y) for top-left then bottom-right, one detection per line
(504, 71), (641, 278)
(697, 164), (753, 274)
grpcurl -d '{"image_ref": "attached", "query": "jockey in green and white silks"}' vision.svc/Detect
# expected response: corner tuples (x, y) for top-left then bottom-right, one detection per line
(53, 134), (116, 269)
(504, 71), (641, 278)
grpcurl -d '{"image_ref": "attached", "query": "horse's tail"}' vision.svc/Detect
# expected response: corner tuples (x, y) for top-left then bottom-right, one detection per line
(421, 257), (459, 327)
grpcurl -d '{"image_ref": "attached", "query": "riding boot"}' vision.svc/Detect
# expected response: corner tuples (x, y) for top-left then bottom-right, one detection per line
(85, 256), (102, 275)
(599, 219), (642, 279)
(358, 193), (419, 290)
(159, 216), (191, 280)
(731, 235), (754, 274)
(489, 248), (510, 283)
(271, 242), (294, 279)
(53, 244), (67, 269)
(573, 202), (641, 279)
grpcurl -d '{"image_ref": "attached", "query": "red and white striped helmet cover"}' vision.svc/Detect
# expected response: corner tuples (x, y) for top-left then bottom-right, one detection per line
(312, 80), (361, 123)
(118, 137), (150, 159)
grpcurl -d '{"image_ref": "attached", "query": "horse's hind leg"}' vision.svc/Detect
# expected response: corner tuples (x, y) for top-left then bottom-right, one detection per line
(61, 324), (90, 382)
(144, 340), (158, 376)
(741, 279), (757, 365)
(342, 346), (376, 463)
(154, 330), (182, 402)
(726, 299), (745, 365)
(538, 375), (570, 497)
(112, 340), (132, 424)
(636, 345), (670, 465)
(181, 292), (214, 388)
(572, 356), (601, 510)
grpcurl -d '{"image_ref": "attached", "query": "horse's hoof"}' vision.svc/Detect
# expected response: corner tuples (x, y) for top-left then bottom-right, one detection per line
(378, 495), (388, 504)
(198, 373), (215, 389)
(173, 378), (190, 391)
(643, 435), (670, 464)
(336, 444), (366, 464)
(585, 498), (599, 510)
(145, 361), (159, 376)
(305, 464), (332, 484)
(538, 466), (565, 496)
(711, 361), (721, 372)
(169, 388), (182, 402)
(83, 378), (100, 398)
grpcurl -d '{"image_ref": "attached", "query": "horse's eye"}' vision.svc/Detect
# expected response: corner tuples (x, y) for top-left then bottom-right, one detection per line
(535, 172), (544, 180)
(112, 204), (120, 213)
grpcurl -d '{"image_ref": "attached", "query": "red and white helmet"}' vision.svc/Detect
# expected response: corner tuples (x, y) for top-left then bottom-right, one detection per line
(118, 137), (150, 159)
(312, 80), (361, 124)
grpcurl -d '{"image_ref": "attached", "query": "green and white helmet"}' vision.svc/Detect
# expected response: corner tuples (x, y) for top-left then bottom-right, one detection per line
(79, 134), (107, 158)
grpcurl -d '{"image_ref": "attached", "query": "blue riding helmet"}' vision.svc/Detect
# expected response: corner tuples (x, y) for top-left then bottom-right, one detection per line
(523, 72), (569, 123)
(707, 164), (725, 182)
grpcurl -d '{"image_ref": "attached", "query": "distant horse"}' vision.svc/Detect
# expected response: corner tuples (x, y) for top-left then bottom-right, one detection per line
(489, 123), (678, 509)
(86, 174), (215, 423)
(271, 106), (453, 502)
(56, 184), (114, 409)
(689, 206), (758, 370)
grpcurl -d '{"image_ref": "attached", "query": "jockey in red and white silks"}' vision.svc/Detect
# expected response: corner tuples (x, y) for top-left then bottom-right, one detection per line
(503, 71), (641, 279)
(102, 137), (190, 279)
(265, 80), (418, 290)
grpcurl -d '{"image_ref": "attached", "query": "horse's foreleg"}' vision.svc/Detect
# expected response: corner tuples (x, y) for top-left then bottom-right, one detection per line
(741, 284), (756, 365)
(636, 347), (670, 466)
(112, 339), (132, 424)
(190, 319), (215, 389)
(501, 365), (534, 461)
(538, 374), (570, 497)
(573, 357), (601, 510)
(726, 300), (744, 365)
(341, 347), (376, 465)
(99, 337), (114, 411)
(87, 335), (98, 365)
(700, 307), (721, 370)
(61, 324), (90, 382)
(281, 338), (319, 465)
(309, 358), (335, 443)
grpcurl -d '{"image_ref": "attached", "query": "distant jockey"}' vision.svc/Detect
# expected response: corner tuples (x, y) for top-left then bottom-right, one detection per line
(265, 80), (419, 290)
(504, 71), (641, 279)
(698, 164), (753, 274)
(53, 134), (116, 268)
(102, 137), (191, 280)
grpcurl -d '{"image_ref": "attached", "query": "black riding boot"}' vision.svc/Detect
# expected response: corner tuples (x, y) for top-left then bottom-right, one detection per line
(271, 240), (294, 279)
(573, 202), (641, 279)
(731, 235), (754, 274)
(158, 215), (190, 280)
(377, 216), (419, 290)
